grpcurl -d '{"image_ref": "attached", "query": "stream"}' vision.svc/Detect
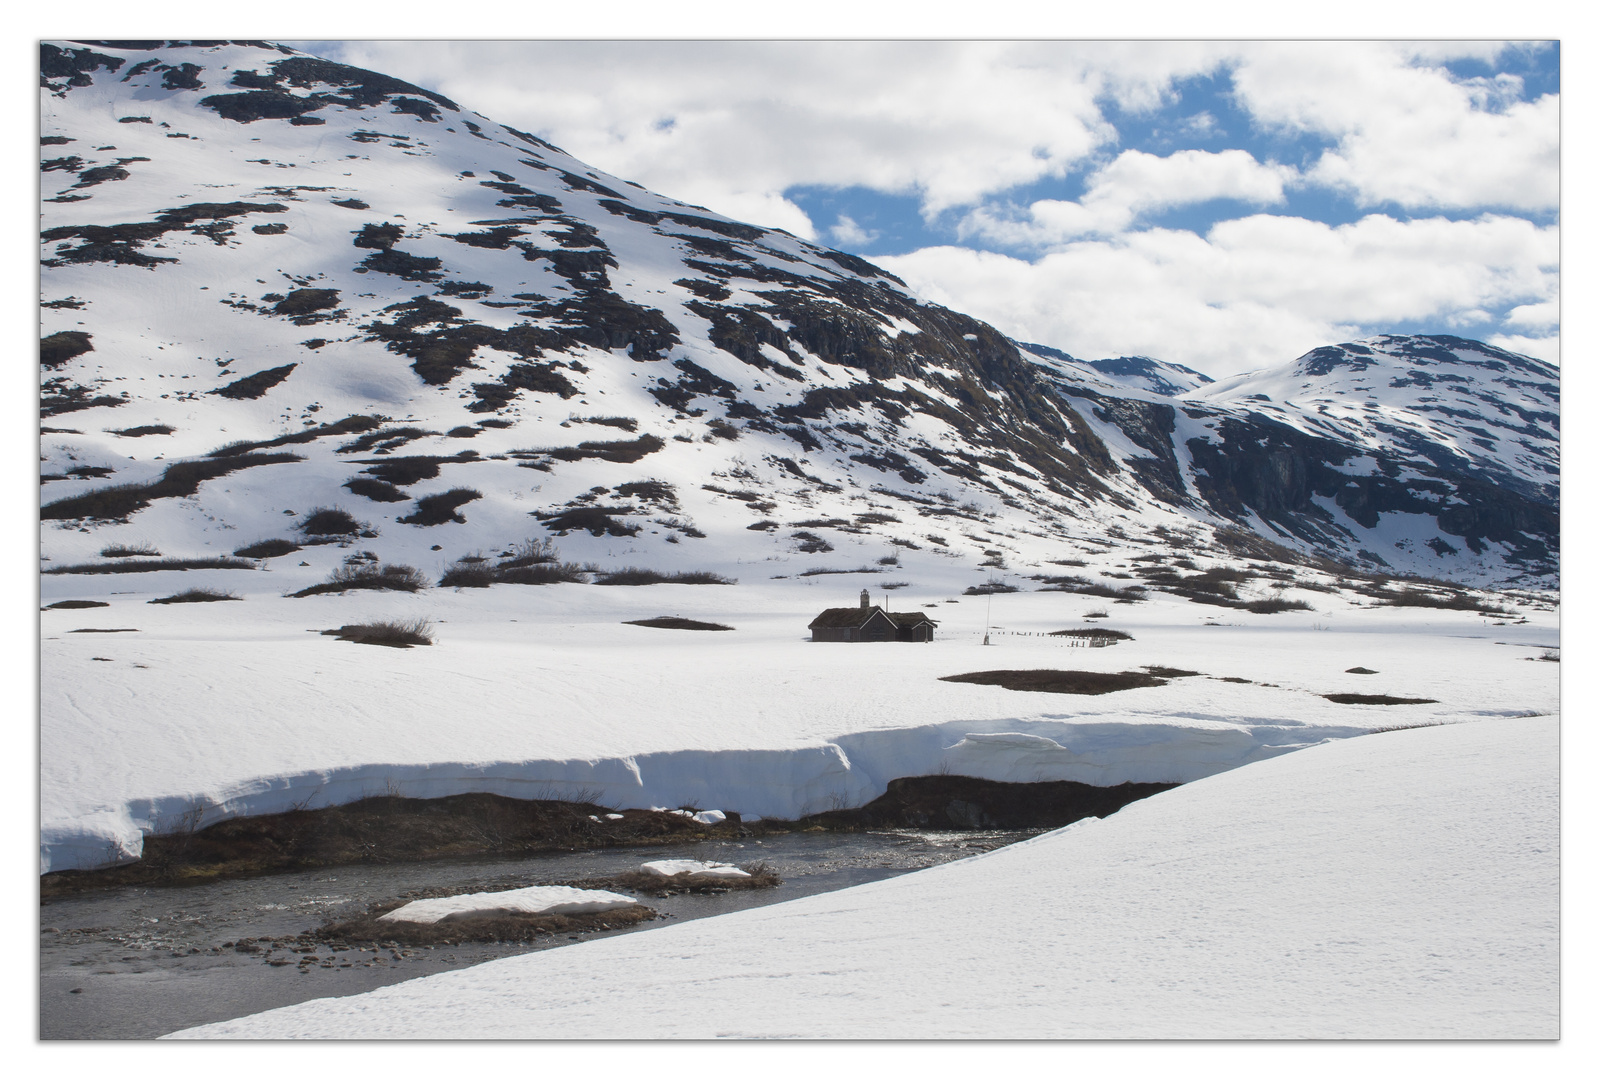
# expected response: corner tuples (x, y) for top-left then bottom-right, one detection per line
(40, 828), (1036, 1039)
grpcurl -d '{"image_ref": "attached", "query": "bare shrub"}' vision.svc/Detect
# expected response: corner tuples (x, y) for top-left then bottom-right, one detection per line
(233, 538), (301, 559)
(322, 619), (435, 648)
(290, 563), (427, 598)
(44, 556), (255, 575)
(100, 542), (160, 557)
(298, 506), (364, 536)
(593, 568), (735, 585)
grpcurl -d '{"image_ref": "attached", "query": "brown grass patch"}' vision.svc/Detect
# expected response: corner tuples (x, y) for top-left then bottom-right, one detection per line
(43, 599), (109, 610)
(624, 616), (734, 631)
(1323, 693), (1439, 705)
(149, 588), (240, 604)
(940, 669), (1168, 695)
(1143, 664), (1201, 678)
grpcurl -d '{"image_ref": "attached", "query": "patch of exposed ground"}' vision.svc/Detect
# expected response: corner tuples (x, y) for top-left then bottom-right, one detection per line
(623, 617), (734, 631)
(939, 669), (1170, 695)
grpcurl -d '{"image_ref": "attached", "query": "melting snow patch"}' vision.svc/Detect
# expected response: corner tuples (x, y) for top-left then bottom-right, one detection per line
(377, 885), (637, 925)
(640, 860), (750, 879)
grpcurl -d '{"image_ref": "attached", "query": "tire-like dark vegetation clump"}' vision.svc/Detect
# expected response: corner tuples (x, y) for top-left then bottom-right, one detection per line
(42, 599), (109, 610)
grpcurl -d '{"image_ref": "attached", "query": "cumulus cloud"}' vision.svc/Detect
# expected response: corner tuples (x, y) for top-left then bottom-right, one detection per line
(880, 214), (1557, 377)
(829, 215), (880, 247)
(315, 40), (1233, 228)
(961, 148), (1296, 245)
(1230, 42), (1559, 210)
(1486, 334), (1559, 365)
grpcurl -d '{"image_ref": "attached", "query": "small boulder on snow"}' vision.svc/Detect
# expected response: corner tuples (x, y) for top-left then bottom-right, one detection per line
(639, 860), (751, 880)
(377, 885), (637, 925)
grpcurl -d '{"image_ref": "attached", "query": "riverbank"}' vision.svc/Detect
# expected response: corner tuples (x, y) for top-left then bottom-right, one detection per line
(41, 775), (1170, 897)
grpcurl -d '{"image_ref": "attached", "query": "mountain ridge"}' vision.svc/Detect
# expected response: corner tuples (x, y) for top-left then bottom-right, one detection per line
(39, 41), (1558, 589)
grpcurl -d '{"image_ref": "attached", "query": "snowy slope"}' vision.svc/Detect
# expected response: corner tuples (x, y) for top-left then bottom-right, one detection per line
(40, 41), (1557, 588)
(171, 713), (1559, 1040)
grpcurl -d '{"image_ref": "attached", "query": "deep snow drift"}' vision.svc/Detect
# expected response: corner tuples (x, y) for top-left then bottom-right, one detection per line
(172, 712), (1558, 1039)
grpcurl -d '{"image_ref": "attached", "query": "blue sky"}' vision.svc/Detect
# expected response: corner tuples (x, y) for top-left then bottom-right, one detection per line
(302, 40), (1559, 376)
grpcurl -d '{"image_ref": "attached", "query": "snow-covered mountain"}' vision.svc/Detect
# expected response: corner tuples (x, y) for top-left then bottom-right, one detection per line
(40, 41), (1558, 587)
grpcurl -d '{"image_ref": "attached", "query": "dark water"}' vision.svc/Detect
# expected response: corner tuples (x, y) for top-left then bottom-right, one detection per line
(40, 829), (1033, 1039)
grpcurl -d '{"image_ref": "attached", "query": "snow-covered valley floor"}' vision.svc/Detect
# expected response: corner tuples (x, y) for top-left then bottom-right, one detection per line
(171, 711), (1558, 1039)
(40, 566), (1557, 875)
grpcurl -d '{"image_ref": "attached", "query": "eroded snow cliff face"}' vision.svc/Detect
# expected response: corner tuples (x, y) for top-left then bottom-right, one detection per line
(40, 41), (1556, 585)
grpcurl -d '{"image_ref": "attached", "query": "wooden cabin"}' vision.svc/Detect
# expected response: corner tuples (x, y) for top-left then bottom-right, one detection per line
(809, 590), (936, 642)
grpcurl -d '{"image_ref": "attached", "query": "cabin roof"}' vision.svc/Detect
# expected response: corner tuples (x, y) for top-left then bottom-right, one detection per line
(807, 606), (937, 629)
(808, 607), (893, 629)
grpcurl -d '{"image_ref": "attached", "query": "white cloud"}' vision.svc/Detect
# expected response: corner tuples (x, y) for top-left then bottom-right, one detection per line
(829, 216), (880, 247)
(962, 148), (1297, 245)
(880, 214), (1557, 377)
(1504, 299), (1560, 328)
(1229, 42), (1559, 211)
(1486, 334), (1560, 366)
(313, 41), (1234, 229)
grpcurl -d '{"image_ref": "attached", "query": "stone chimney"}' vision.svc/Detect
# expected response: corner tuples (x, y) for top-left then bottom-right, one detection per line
(860, 588), (870, 609)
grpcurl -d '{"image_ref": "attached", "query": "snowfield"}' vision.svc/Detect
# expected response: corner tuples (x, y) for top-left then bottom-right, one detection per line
(39, 571), (1557, 873)
(171, 712), (1558, 1039)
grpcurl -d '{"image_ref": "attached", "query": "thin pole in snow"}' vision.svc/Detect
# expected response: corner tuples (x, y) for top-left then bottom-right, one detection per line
(983, 589), (993, 645)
